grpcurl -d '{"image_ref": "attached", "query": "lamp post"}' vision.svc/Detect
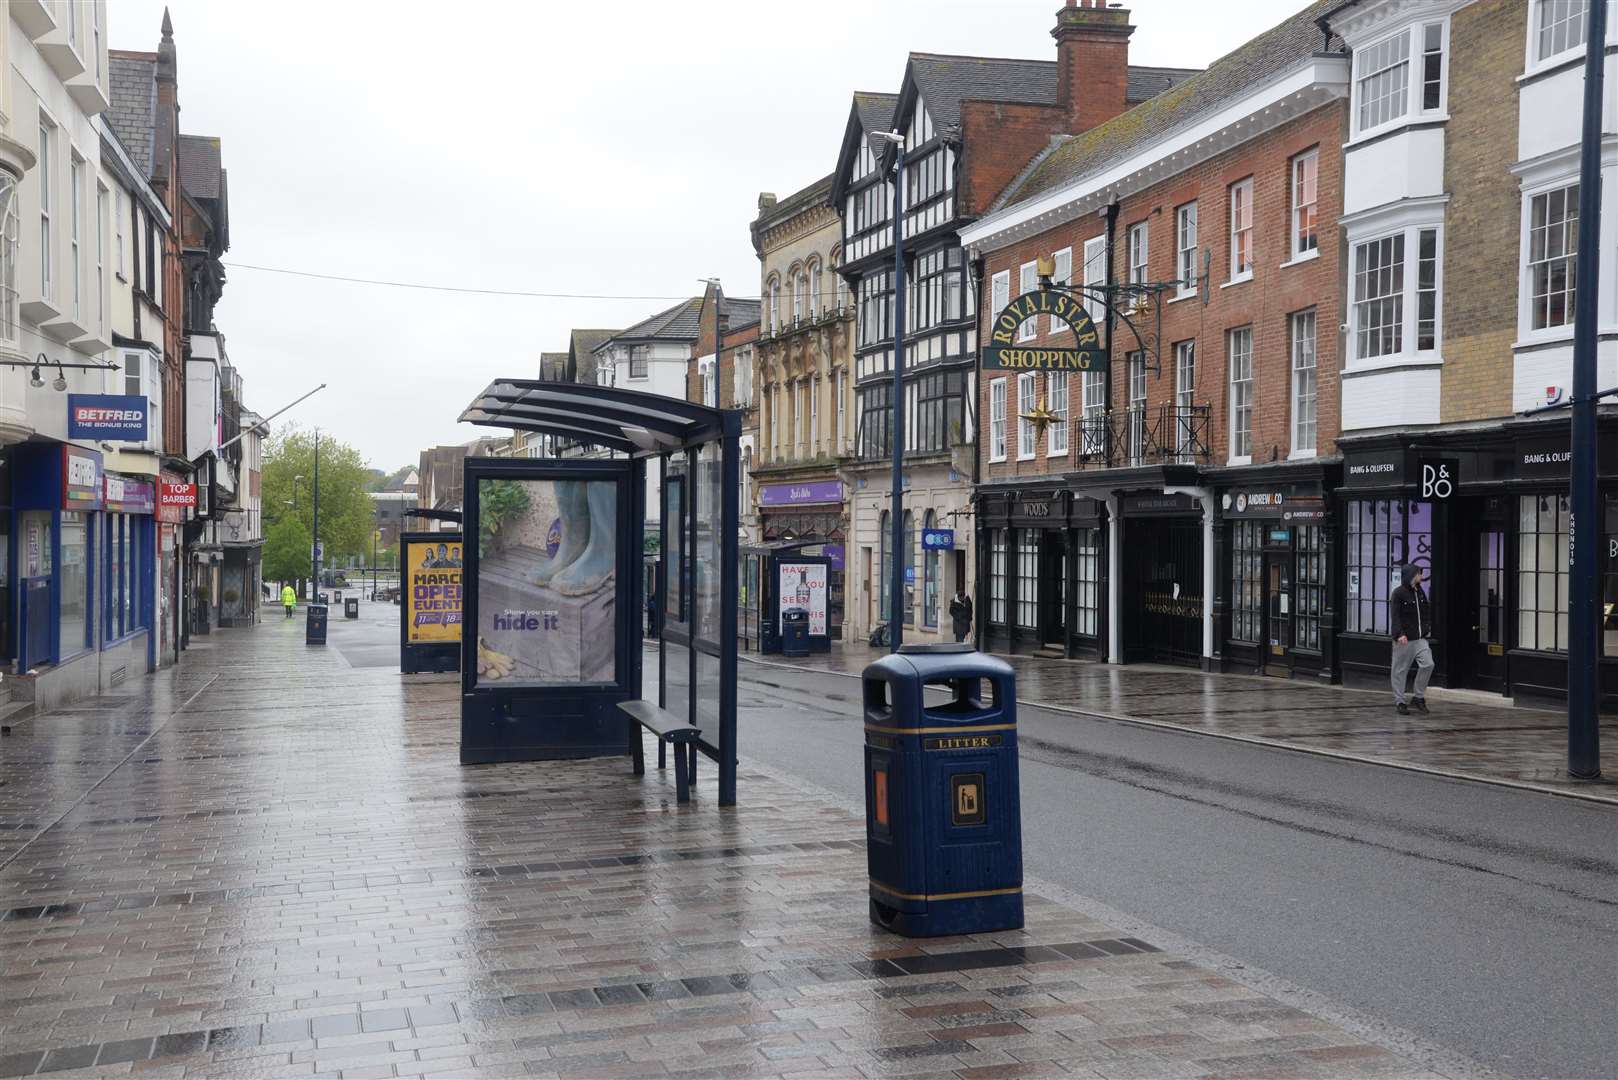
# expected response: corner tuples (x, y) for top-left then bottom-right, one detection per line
(871, 130), (907, 652)
(1568, 0), (1606, 779)
(311, 430), (322, 600)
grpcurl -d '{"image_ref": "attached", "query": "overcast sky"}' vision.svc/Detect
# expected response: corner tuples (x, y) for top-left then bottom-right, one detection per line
(107, 0), (1312, 473)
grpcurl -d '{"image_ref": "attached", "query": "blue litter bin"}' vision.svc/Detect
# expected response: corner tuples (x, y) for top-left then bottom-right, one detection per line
(780, 607), (810, 658)
(862, 643), (1021, 937)
(306, 603), (329, 645)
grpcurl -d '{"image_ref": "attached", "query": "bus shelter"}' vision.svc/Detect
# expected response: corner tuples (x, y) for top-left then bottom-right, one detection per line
(459, 380), (742, 805)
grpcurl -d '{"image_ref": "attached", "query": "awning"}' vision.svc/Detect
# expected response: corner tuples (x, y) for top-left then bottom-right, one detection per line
(460, 380), (733, 457)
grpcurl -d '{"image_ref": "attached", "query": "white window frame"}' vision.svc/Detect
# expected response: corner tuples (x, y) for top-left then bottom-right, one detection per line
(988, 377), (1007, 462)
(1290, 149), (1319, 262)
(1347, 218), (1444, 364)
(1520, 177), (1580, 343)
(1291, 309), (1318, 458)
(1082, 236), (1107, 326)
(1127, 352), (1147, 464)
(1528, 0), (1591, 71)
(38, 118), (53, 301)
(1016, 372), (1037, 459)
(809, 375), (819, 451)
(1175, 202), (1197, 297)
(95, 182), (106, 333)
(1228, 327), (1253, 464)
(809, 260), (821, 319)
(69, 153), (82, 321)
(768, 276), (780, 334)
(1049, 246), (1072, 335)
(1047, 370), (1068, 456)
(990, 269), (1010, 330)
(1174, 340), (1196, 458)
(0, 174), (17, 347)
(1228, 178), (1254, 283)
(836, 368), (847, 450)
(114, 188), (125, 281)
(1351, 20), (1450, 141)
(1127, 222), (1148, 285)
(1017, 261), (1037, 340)
(1081, 370), (1106, 456)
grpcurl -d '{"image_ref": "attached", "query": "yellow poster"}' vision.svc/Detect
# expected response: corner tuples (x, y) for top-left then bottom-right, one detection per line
(406, 539), (463, 643)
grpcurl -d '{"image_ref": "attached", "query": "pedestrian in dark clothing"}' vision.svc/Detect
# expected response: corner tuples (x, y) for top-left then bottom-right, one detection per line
(948, 589), (973, 643)
(1390, 563), (1434, 715)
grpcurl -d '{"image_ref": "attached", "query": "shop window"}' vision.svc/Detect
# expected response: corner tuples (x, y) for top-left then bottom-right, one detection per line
(103, 514), (148, 641)
(902, 510), (915, 626)
(990, 529), (1007, 625)
(1518, 493), (1570, 652)
(1345, 499), (1433, 635)
(1015, 530), (1038, 629)
(922, 510), (939, 628)
(1231, 521), (1263, 643)
(1604, 494), (1618, 657)
(1294, 525), (1325, 652)
(1075, 527), (1100, 638)
(59, 511), (91, 658)
(879, 510), (891, 623)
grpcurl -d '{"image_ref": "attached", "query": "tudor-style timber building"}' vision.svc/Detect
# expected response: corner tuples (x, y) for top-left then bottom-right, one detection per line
(961, 0), (1350, 672)
(831, 0), (1194, 646)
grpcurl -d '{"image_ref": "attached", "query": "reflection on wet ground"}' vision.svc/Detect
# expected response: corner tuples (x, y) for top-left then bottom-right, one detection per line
(755, 644), (1618, 798)
(0, 611), (1432, 1078)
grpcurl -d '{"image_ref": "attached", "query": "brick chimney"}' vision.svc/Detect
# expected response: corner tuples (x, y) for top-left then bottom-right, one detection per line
(1054, 0), (1135, 134)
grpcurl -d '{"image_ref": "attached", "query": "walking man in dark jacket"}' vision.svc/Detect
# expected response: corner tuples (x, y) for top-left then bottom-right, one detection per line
(948, 588), (973, 643)
(1390, 563), (1434, 715)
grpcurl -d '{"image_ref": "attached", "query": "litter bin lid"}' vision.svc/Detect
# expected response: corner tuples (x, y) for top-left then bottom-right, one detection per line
(897, 642), (972, 655)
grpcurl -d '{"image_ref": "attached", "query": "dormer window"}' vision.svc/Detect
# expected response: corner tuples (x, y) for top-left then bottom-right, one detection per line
(1352, 20), (1448, 138)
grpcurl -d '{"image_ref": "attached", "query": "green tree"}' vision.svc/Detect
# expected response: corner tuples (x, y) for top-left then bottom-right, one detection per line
(261, 515), (311, 585)
(261, 426), (377, 565)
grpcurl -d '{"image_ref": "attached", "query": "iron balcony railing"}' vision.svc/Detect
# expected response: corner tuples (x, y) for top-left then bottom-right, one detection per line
(1075, 404), (1212, 468)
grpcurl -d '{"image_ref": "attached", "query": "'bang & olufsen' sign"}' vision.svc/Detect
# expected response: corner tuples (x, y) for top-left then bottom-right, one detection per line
(982, 289), (1108, 373)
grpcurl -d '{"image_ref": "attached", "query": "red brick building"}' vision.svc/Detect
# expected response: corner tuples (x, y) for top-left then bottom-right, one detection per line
(960, 1), (1350, 677)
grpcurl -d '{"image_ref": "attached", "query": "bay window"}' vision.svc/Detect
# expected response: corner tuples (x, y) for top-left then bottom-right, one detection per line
(1353, 21), (1447, 137)
(1350, 224), (1441, 362)
(1527, 182), (1577, 333)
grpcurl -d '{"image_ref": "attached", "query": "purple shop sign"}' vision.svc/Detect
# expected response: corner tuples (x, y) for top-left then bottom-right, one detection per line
(823, 544), (845, 570)
(759, 480), (844, 507)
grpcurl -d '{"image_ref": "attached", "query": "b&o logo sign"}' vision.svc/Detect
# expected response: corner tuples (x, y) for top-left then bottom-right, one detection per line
(1419, 457), (1457, 501)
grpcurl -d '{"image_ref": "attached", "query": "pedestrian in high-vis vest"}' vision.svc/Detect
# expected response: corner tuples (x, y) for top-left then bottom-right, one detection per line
(282, 584), (297, 617)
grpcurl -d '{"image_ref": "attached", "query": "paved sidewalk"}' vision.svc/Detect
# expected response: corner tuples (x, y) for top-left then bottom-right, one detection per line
(0, 612), (1451, 1079)
(749, 644), (1618, 801)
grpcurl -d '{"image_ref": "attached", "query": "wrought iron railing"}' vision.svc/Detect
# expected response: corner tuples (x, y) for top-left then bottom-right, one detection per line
(1074, 405), (1211, 468)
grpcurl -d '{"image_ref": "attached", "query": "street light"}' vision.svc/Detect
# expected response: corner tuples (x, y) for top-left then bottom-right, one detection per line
(871, 129), (907, 652)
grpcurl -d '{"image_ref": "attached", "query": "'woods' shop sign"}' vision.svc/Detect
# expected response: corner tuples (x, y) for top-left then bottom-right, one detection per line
(983, 289), (1108, 373)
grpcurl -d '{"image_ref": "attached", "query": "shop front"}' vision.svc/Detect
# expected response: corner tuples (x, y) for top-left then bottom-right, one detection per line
(757, 479), (846, 639)
(1212, 464), (1337, 681)
(976, 485), (1106, 659)
(1118, 491), (1206, 667)
(156, 472), (193, 668)
(1336, 418), (1618, 708)
(99, 473), (156, 687)
(10, 443), (103, 709)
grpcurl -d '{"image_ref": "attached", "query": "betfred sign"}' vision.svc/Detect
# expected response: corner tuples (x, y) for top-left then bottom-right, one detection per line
(67, 394), (149, 440)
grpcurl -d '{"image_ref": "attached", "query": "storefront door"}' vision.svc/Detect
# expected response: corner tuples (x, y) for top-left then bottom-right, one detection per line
(1039, 531), (1066, 646)
(1123, 516), (1203, 665)
(1459, 517), (1508, 693)
(1263, 549), (1292, 676)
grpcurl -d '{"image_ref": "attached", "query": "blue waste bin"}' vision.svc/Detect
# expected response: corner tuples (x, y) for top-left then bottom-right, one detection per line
(306, 603), (329, 645)
(862, 643), (1021, 937)
(780, 607), (810, 657)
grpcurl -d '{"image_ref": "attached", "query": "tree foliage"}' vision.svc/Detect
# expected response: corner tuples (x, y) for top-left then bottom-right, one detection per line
(261, 515), (310, 584)
(261, 426), (377, 563)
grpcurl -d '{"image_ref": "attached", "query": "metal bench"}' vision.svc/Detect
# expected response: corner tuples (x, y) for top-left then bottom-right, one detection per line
(617, 700), (704, 804)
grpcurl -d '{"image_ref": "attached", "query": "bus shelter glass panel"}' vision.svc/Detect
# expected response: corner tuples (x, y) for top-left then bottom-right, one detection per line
(694, 442), (724, 734)
(473, 476), (618, 686)
(662, 456), (691, 725)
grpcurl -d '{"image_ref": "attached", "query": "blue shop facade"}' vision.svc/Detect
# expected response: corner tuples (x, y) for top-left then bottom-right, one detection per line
(5, 441), (159, 710)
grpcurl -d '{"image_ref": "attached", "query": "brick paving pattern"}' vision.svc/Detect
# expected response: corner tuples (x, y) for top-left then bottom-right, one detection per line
(753, 644), (1618, 799)
(0, 616), (1444, 1078)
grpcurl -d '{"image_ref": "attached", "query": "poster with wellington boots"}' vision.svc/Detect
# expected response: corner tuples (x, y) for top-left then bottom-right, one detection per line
(474, 477), (617, 686)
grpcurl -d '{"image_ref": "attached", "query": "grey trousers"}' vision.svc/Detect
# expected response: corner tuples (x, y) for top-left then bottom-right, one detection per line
(1391, 637), (1435, 705)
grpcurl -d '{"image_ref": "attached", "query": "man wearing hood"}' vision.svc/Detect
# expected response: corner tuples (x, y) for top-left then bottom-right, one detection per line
(1390, 563), (1434, 715)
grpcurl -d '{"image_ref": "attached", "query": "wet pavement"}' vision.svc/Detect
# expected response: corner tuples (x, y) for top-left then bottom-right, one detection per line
(0, 604), (1449, 1078)
(750, 644), (1618, 801)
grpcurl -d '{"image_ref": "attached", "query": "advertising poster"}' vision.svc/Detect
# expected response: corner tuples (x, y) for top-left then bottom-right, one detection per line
(406, 539), (463, 643)
(475, 478), (616, 686)
(778, 561), (827, 636)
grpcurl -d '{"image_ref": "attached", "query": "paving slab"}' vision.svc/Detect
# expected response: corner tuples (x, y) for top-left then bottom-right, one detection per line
(0, 614), (1472, 1079)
